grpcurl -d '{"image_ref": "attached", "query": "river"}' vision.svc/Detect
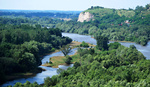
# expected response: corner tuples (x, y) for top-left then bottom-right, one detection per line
(2, 33), (150, 87)
(62, 33), (150, 59)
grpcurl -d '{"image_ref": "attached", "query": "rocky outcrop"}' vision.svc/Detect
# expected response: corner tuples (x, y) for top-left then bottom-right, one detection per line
(77, 12), (94, 22)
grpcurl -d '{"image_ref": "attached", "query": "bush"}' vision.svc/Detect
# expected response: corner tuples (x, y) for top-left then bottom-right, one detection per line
(109, 42), (121, 50)
(49, 61), (53, 64)
(66, 55), (72, 60)
(80, 41), (89, 47)
(74, 62), (81, 68)
(64, 56), (72, 64)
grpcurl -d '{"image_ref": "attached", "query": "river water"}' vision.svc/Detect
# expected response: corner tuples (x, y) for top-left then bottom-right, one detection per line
(2, 33), (150, 87)
(62, 33), (150, 59)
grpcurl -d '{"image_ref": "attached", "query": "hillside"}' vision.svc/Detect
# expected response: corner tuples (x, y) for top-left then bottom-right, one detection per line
(84, 6), (135, 18)
(85, 7), (114, 17)
(78, 5), (150, 22)
(56, 4), (150, 46)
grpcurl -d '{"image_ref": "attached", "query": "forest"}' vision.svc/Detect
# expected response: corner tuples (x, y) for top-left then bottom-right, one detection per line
(10, 36), (150, 87)
(0, 17), (72, 84)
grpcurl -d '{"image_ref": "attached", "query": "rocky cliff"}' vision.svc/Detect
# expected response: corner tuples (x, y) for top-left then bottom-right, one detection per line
(77, 12), (94, 22)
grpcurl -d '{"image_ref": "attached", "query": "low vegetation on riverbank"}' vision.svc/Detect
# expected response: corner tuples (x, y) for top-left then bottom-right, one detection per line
(48, 54), (79, 68)
(41, 41), (95, 68)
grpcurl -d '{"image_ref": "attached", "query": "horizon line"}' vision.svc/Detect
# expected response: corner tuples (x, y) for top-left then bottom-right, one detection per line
(0, 8), (83, 12)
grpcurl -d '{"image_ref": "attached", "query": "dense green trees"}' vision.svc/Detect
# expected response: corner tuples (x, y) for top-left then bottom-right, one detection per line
(42, 43), (146, 86)
(57, 16), (150, 46)
(0, 25), (72, 46)
(108, 42), (121, 50)
(14, 41), (150, 87)
(0, 19), (72, 84)
(95, 36), (109, 50)
(13, 81), (41, 87)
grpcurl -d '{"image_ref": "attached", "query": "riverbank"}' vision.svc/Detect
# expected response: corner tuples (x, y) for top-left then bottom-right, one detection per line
(1, 68), (45, 85)
(41, 41), (95, 68)
(52, 53), (79, 68)
(70, 41), (96, 47)
(92, 37), (134, 43)
(109, 40), (134, 43)
(42, 53), (79, 68)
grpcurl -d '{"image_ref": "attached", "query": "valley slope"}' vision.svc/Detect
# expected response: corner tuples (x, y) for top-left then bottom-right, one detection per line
(56, 4), (150, 46)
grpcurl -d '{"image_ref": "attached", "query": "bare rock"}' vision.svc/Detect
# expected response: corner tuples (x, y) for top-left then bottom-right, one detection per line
(77, 12), (94, 22)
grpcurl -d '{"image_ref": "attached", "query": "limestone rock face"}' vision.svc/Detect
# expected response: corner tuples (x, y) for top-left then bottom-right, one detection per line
(77, 12), (94, 22)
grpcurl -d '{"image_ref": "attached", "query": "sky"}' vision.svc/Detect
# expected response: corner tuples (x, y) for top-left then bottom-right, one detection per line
(0, 0), (150, 11)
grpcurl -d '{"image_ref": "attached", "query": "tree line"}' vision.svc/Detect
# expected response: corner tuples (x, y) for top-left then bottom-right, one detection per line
(0, 11), (80, 18)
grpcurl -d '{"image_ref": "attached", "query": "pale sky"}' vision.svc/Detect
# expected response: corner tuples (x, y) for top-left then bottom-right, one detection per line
(0, 0), (150, 11)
